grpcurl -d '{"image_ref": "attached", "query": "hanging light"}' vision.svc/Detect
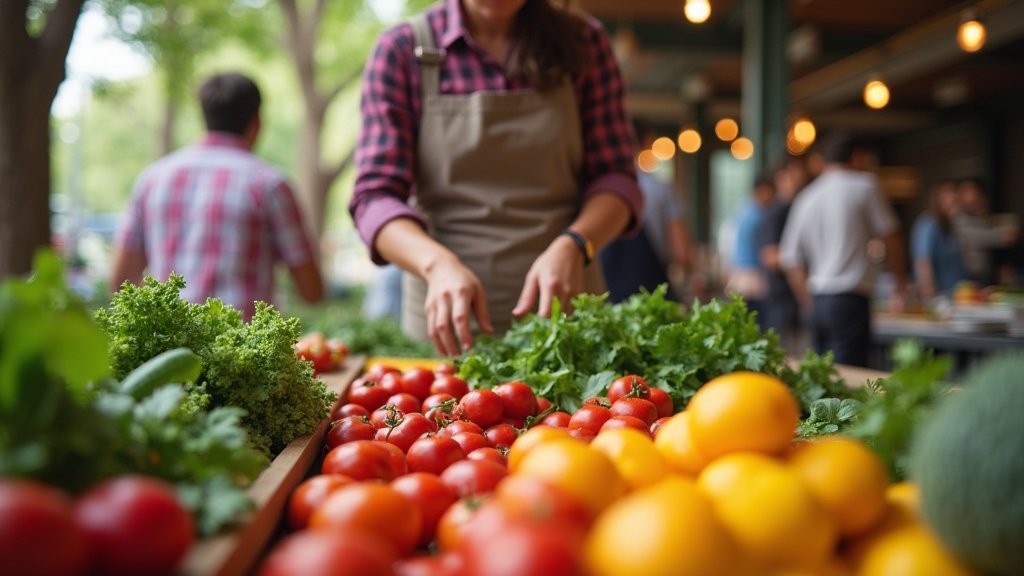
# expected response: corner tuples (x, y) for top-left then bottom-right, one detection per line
(677, 128), (702, 153)
(730, 137), (754, 160)
(863, 75), (890, 109)
(651, 137), (677, 161)
(957, 9), (987, 53)
(637, 150), (659, 173)
(684, 0), (711, 24)
(792, 117), (816, 147)
(714, 118), (739, 142)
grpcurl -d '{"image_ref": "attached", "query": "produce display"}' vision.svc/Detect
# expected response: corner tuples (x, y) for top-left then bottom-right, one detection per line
(262, 357), (984, 576)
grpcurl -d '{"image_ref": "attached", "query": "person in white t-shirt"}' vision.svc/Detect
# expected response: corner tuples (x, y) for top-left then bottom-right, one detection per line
(779, 133), (907, 367)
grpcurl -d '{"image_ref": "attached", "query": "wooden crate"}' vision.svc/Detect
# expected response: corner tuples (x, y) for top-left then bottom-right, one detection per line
(178, 355), (366, 576)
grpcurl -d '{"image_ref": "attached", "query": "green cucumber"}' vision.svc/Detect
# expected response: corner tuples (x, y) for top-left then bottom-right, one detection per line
(120, 347), (202, 399)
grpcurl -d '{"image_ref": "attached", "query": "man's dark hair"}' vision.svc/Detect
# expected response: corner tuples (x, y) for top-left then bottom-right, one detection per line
(198, 73), (261, 136)
(820, 131), (869, 164)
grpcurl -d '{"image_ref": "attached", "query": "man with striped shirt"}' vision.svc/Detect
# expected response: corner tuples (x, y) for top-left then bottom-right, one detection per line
(110, 73), (323, 319)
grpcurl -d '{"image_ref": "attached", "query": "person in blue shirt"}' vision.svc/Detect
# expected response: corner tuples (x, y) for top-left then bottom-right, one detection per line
(726, 176), (774, 327)
(911, 180), (966, 301)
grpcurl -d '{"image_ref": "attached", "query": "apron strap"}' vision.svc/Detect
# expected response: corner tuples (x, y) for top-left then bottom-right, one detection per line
(409, 14), (444, 99)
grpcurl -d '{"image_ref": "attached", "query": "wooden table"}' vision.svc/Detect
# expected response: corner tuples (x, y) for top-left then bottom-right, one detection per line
(178, 355), (365, 576)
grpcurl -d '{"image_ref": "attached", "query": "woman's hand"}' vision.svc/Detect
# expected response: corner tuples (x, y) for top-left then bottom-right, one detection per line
(513, 235), (585, 319)
(423, 256), (493, 356)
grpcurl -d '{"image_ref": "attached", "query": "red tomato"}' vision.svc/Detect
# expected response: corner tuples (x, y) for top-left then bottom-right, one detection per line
(347, 381), (390, 412)
(459, 518), (585, 576)
(401, 367), (436, 400)
(567, 426), (596, 443)
(647, 387), (675, 418)
(438, 419), (484, 437)
(379, 372), (405, 396)
(326, 416), (377, 449)
(370, 404), (404, 429)
(650, 416), (672, 437)
(610, 397), (659, 425)
(74, 475), (195, 576)
(536, 397), (553, 413)
(287, 474), (354, 531)
(440, 459), (508, 498)
(492, 475), (590, 529)
(379, 413), (434, 453)
(493, 381), (537, 419)
(0, 479), (88, 576)
(406, 435), (466, 475)
(434, 362), (458, 377)
(326, 338), (349, 360)
(395, 553), (463, 576)
(451, 431), (490, 456)
(568, 404), (612, 433)
(423, 393), (456, 413)
(386, 393), (422, 415)
(366, 363), (400, 378)
(296, 332), (338, 373)
(309, 483), (422, 555)
(607, 374), (649, 403)
(499, 416), (527, 429)
(258, 528), (398, 576)
(436, 498), (482, 552)
(582, 396), (611, 408)
(380, 441), (410, 477)
(430, 374), (470, 399)
(330, 402), (370, 421)
(484, 423), (519, 449)
(390, 473), (459, 546)
(321, 440), (399, 481)
(467, 446), (508, 467)
(539, 410), (571, 428)
(459, 390), (504, 428)
(600, 414), (651, 435)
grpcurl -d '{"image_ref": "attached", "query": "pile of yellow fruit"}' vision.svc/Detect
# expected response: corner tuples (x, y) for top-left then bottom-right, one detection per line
(511, 371), (974, 576)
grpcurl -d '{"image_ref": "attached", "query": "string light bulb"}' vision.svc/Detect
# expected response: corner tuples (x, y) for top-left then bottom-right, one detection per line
(957, 9), (987, 53)
(637, 150), (659, 173)
(730, 137), (754, 160)
(792, 117), (816, 147)
(684, 0), (711, 24)
(863, 76), (890, 109)
(714, 118), (739, 142)
(651, 137), (677, 161)
(677, 128), (702, 154)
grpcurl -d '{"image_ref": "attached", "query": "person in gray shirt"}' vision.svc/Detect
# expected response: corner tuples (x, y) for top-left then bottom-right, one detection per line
(779, 134), (907, 367)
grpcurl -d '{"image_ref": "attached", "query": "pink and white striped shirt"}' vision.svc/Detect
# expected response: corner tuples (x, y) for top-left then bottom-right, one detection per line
(116, 132), (316, 319)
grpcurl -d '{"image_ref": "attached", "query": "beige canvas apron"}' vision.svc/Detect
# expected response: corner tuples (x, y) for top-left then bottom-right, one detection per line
(402, 14), (605, 340)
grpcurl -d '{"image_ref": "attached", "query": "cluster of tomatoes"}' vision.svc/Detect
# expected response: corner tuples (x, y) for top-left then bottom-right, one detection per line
(294, 331), (349, 374)
(0, 475), (195, 576)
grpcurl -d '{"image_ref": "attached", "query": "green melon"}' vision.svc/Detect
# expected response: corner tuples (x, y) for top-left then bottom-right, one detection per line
(911, 353), (1024, 576)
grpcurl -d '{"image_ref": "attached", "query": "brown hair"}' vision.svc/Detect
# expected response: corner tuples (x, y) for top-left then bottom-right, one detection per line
(509, 0), (590, 91)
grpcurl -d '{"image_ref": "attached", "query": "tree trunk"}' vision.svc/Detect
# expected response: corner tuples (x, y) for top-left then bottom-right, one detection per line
(160, 95), (178, 156)
(0, 0), (85, 279)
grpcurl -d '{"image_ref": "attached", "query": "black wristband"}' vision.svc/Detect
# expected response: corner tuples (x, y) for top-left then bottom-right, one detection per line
(561, 229), (594, 267)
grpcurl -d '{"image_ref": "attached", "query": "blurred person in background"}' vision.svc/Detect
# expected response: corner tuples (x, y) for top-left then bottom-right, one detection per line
(349, 0), (642, 355)
(780, 133), (907, 367)
(910, 180), (966, 302)
(726, 176), (774, 329)
(758, 156), (810, 354)
(954, 177), (1019, 287)
(600, 120), (699, 303)
(109, 73), (324, 320)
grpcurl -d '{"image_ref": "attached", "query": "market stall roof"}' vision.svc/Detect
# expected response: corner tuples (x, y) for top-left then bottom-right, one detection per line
(577, 0), (1024, 134)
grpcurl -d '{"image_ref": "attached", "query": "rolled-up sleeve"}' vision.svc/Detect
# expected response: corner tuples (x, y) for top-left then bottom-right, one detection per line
(350, 26), (428, 264)
(576, 19), (643, 236)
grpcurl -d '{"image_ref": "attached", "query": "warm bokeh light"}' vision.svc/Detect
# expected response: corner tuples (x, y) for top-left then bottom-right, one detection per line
(787, 131), (808, 156)
(730, 137), (754, 160)
(651, 137), (677, 161)
(684, 0), (711, 24)
(677, 128), (702, 153)
(863, 79), (890, 109)
(792, 118), (816, 146)
(637, 150), (659, 173)
(715, 118), (739, 142)
(957, 19), (987, 53)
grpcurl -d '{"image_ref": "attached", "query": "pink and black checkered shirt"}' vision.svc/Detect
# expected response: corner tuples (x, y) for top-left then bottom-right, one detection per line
(349, 0), (642, 263)
(116, 132), (316, 320)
